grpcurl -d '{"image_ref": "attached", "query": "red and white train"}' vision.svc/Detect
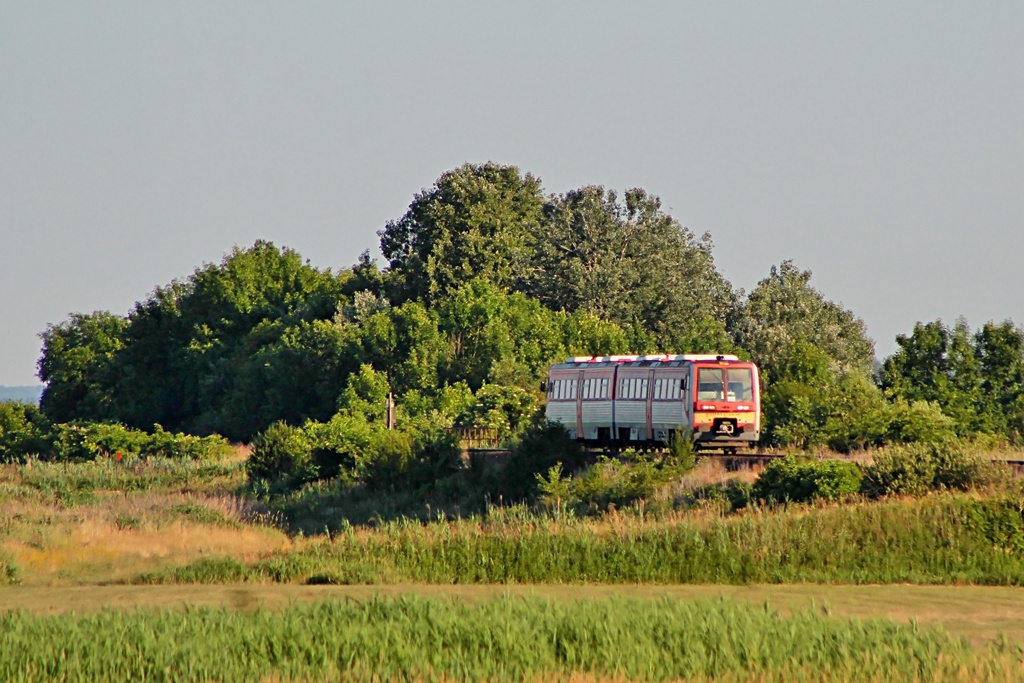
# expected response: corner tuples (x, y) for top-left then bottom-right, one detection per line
(544, 354), (761, 450)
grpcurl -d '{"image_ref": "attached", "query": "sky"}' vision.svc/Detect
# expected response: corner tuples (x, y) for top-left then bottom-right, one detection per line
(2, 2), (1022, 386)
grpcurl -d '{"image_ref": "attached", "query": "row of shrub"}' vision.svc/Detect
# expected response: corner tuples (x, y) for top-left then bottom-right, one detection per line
(748, 441), (1012, 507)
(508, 437), (1012, 517)
(249, 420), (1014, 531)
(247, 417), (463, 495)
(0, 401), (232, 463)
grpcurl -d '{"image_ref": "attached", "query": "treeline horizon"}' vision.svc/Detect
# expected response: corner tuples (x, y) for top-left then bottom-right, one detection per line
(13, 162), (1024, 463)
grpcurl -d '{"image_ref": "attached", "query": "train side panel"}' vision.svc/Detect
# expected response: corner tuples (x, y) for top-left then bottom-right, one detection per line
(545, 367), (581, 439)
(614, 366), (649, 440)
(579, 367), (615, 441)
(649, 367), (690, 441)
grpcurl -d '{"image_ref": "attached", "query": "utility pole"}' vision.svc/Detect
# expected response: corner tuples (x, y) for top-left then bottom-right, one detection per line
(386, 391), (395, 430)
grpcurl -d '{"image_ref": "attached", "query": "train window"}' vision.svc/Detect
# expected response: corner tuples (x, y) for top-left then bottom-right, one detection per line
(600, 378), (608, 398)
(697, 368), (725, 401)
(653, 378), (681, 400)
(621, 377), (645, 400)
(727, 368), (754, 401)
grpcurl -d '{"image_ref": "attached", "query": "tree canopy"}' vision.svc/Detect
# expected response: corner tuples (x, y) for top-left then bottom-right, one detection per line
(728, 261), (875, 382)
(881, 319), (1024, 440)
(528, 186), (735, 353)
(379, 162), (544, 304)
(31, 163), (1024, 450)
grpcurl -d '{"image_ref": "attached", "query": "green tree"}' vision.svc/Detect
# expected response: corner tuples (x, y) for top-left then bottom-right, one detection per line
(974, 321), (1024, 439)
(351, 302), (449, 396)
(38, 311), (128, 423)
(729, 261), (874, 382)
(529, 186), (735, 352)
(880, 319), (1024, 440)
(379, 162), (544, 304)
(41, 241), (353, 441)
(437, 280), (566, 391)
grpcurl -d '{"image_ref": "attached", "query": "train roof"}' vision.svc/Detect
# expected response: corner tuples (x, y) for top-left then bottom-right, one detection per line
(551, 353), (743, 369)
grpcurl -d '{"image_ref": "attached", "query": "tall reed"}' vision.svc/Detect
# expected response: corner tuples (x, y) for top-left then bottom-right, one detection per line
(2, 595), (1020, 682)
(136, 494), (1024, 586)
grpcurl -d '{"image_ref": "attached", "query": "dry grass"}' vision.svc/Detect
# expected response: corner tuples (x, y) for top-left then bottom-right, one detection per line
(0, 458), (291, 585)
(4, 520), (291, 585)
(680, 457), (762, 488)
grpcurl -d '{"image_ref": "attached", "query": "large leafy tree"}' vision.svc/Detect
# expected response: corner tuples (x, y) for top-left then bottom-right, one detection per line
(38, 311), (128, 423)
(378, 162), (544, 304)
(729, 261), (874, 382)
(528, 186), (736, 352)
(39, 241), (354, 441)
(437, 280), (566, 390)
(881, 318), (1024, 439)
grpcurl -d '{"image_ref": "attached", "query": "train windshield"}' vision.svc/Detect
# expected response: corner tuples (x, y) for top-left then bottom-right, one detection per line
(697, 367), (754, 402)
(727, 368), (754, 401)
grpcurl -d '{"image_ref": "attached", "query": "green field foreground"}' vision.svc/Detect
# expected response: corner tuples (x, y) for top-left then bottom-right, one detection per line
(4, 583), (1024, 647)
(3, 592), (1024, 682)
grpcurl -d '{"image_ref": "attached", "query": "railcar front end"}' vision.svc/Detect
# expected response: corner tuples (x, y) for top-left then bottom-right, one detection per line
(689, 359), (761, 450)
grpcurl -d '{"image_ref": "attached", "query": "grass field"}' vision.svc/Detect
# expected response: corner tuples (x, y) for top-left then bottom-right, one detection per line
(4, 592), (1024, 682)
(3, 583), (1024, 647)
(5, 455), (1024, 680)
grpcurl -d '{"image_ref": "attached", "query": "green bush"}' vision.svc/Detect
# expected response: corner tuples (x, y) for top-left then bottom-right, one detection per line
(886, 400), (958, 445)
(453, 383), (539, 439)
(143, 425), (232, 460)
(764, 370), (963, 454)
(247, 421), (315, 485)
(303, 413), (376, 481)
(251, 413), (462, 494)
(861, 441), (1011, 498)
(753, 457), (863, 504)
(0, 401), (51, 462)
(489, 421), (586, 501)
(46, 422), (231, 462)
(355, 424), (461, 493)
(724, 480), (754, 510)
(543, 452), (687, 513)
